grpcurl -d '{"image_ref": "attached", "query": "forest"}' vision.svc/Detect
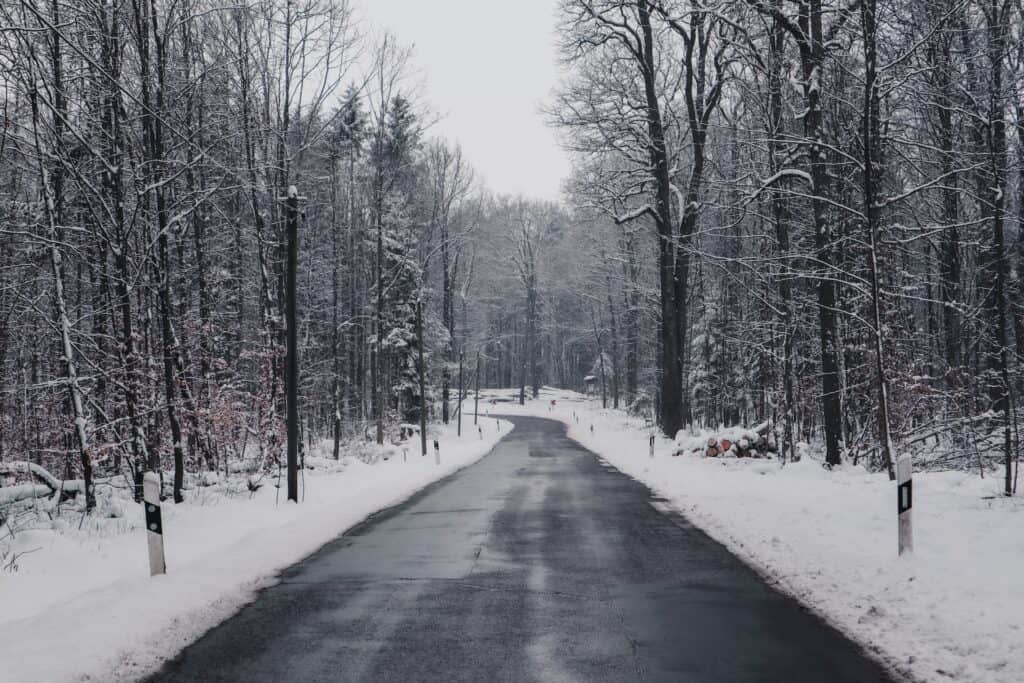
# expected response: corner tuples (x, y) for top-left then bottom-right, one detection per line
(1, 0), (1022, 521)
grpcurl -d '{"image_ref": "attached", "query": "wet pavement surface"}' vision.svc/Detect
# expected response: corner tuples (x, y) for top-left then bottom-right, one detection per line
(150, 415), (896, 682)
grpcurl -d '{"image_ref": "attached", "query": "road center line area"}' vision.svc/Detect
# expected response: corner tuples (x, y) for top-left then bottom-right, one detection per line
(150, 416), (897, 683)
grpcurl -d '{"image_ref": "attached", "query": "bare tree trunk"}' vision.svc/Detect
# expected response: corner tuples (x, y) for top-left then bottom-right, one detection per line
(592, 308), (608, 409)
(28, 72), (95, 511)
(416, 301), (427, 455)
(527, 272), (539, 398)
(441, 203), (452, 423)
(806, 1), (843, 467)
(286, 188), (300, 502)
(331, 151), (342, 459)
(862, 0), (895, 480)
(101, 4), (149, 490)
(929, 20), (963, 385)
(766, 2), (796, 462)
(981, 0), (1013, 496)
(621, 229), (640, 403)
(133, 0), (187, 500)
(637, 0), (683, 437)
(374, 180), (384, 444)
(606, 276), (620, 409)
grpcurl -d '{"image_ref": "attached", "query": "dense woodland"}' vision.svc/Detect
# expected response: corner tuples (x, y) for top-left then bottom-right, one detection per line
(0, 0), (1022, 516)
(552, 0), (1023, 497)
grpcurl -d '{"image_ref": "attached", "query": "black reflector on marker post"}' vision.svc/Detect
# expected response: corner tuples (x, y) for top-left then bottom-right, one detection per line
(897, 455), (913, 555)
(897, 480), (912, 513)
(145, 500), (162, 535)
(143, 472), (166, 576)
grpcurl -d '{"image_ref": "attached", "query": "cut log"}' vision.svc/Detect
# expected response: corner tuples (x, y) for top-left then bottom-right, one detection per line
(675, 422), (776, 459)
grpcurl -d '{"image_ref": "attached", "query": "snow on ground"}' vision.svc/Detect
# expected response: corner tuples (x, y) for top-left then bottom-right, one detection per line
(0, 419), (511, 683)
(472, 388), (1023, 683)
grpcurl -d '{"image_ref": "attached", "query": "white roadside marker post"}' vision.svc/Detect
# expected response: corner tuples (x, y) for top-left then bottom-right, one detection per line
(897, 454), (913, 555)
(478, 425), (483, 440)
(143, 472), (166, 576)
(433, 439), (440, 465)
(649, 434), (655, 458)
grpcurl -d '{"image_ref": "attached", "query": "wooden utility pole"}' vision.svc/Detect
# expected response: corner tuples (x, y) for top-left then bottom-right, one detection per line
(417, 301), (427, 457)
(286, 186), (299, 503)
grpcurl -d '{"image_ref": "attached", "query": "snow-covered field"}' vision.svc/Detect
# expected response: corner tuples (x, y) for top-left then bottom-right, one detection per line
(472, 388), (1023, 683)
(0, 420), (511, 682)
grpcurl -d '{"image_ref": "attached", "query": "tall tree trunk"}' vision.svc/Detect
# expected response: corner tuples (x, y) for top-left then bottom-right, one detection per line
(441, 206), (452, 423)
(374, 167), (385, 444)
(862, 0), (895, 479)
(980, 0), (1012, 495)
(607, 276), (620, 409)
(926, 8), (963, 388)
(621, 229), (640, 403)
(331, 152), (343, 459)
(1014, 97), (1024, 366)
(28, 54), (95, 510)
(528, 271), (539, 398)
(286, 188), (300, 502)
(805, 0), (844, 466)
(766, 2), (796, 462)
(638, 0), (682, 437)
(134, 0), (187, 500)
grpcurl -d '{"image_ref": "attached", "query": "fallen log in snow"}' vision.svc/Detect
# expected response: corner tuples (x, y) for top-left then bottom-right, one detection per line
(0, 484), (53, 506)
(0, 461), (84, 503)
(0, 461), (62, 489)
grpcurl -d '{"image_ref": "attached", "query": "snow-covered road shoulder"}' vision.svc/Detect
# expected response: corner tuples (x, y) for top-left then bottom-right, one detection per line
(476, 389), (1023, 683)
(0, 420), (512, 682)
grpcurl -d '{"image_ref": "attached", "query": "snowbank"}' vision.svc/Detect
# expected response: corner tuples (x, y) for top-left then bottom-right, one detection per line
(473, 388), (1022, 683)
(0, 419), (511, 682)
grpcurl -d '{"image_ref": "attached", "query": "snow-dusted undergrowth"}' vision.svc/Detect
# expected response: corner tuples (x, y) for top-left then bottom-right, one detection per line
(0, 419), (511, 682)
(475, 388), (1022, 683)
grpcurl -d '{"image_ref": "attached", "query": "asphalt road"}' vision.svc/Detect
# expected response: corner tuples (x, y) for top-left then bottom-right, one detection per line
(150, 415), (896, 683)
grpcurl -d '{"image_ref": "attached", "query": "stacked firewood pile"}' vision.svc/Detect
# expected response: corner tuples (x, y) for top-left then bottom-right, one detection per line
(674, 421), (775, 458)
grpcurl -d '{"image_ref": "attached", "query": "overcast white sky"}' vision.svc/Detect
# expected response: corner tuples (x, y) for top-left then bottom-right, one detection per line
(357, 0), (571, 202)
